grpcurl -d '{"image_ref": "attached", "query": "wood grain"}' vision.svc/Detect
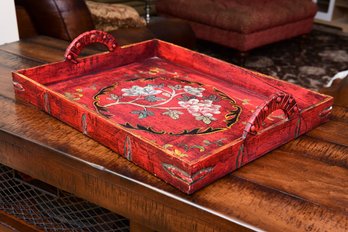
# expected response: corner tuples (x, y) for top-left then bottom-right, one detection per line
(0, 50), (43, 100)
(0, 36), (347, 231)
(0, 210), (40, 232)
(25, 36), (103, 57)
(0, 129), (253, 232)
(0, 223), (15, 232)
(307, 121), (348, 147)
(331, 105), (348, 123)
(235, 150), (348, 213)
(0, 41), (64, 63)
(321, 76), (348, 107)
(130, 221), (155, 232)
(280, 135), (348, 168)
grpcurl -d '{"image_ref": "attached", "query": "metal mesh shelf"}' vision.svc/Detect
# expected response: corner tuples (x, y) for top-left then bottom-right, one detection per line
(0, 163), (129, 232)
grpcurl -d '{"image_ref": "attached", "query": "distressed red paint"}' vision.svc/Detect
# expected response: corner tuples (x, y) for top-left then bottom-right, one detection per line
(12, 31), (333, 194)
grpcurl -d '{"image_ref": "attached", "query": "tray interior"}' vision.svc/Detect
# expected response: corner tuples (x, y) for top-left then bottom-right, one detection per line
(45, 57), (287, 161)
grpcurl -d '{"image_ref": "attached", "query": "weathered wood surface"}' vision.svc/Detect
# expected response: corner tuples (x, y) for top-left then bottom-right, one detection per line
(0, 36), (347, 231)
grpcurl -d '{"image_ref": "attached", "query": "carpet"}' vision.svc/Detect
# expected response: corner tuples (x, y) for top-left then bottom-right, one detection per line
(195, 25), (348, 91)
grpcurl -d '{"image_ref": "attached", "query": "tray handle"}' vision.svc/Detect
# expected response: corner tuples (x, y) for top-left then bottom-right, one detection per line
(243, 92), (300, 137)
(64, 30), (117, 64)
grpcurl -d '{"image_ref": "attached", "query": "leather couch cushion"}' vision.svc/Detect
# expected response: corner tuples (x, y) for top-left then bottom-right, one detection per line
(85, 1), (146, 32)
(23, 0), (95, 41)
(156, 0), (317, 33)
(15, 5), (37, 39)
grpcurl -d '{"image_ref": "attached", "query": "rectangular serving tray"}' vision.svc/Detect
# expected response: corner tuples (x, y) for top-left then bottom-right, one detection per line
(12, 30), (333, 194)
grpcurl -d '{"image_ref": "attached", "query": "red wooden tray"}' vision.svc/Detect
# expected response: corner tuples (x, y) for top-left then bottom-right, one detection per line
(12, 31), (333, 194)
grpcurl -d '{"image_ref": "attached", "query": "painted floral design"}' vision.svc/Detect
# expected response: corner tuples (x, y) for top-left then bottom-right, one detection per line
(162, 110), (183, 120)
(163, 145), (188, 158)
(183, 86), (205, 97)
(64, 85), (97, 101)
(94, 75), (242, 135)
(99, 82), (221, 124)
(178, 99), (221, 124)
(121, 85), (162, 96)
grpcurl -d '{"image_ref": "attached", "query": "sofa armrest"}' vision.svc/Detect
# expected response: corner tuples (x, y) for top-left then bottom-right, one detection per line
(20, 0), (95, 41)
(15, 4), (37, 39)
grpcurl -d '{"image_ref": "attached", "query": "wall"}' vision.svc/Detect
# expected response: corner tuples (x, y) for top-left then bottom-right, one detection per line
(0, 0), (19, 45)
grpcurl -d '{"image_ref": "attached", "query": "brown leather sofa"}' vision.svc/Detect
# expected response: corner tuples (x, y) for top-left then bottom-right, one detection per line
(15, 0), (195, 48)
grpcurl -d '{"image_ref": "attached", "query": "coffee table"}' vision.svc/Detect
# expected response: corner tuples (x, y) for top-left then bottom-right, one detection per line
(0, 36), (347, 231)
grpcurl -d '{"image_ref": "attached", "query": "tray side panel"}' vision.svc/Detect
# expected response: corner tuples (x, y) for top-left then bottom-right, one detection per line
(184, 141), (243, 194)
(13, 73), (45, 110)
(16, 40), (157, 86)
(13, 70), (212, 194)
(240, 98), (333, 167)
(156, 41), (329, 109)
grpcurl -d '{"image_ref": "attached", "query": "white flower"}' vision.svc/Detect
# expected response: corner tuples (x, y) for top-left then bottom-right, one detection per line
(178, 99), (221, 118)
(121, 85), (162, 96)
(183, 86), (205, 97)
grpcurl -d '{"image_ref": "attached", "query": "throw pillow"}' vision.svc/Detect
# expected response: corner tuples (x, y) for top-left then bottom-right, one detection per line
(85, 1), (146, 32)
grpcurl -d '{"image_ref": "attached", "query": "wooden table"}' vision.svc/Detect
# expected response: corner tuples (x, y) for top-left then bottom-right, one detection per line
(0, 36), (347, 232)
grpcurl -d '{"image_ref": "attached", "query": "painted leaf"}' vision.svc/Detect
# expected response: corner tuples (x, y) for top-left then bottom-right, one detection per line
(192, 145), (205, 152)
(132, 110), (154, 119)
(173, 149), (188, 157)
(178, 143), (190, 151)
(168, 84), (182, 90)
(163, 144), (173, 150)
(178, 94), (196, 102)
(183, 86), (205, 97)
(64, 92), (73, 99)
(205, 94), (220, 102)
(145, 95), (165, 102)
(162, 110), (183, 120)
(162, 92), (171, 97)
(156, 83), (165, 88)
(242, 99), (250, 105)
(215, 138), (226, 146)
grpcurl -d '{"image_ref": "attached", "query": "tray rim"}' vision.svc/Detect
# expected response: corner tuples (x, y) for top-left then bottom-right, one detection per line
(12, 39), (334, 165)
(12, 37), (334, 193)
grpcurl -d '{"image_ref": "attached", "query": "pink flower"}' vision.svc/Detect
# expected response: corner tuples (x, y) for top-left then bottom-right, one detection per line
(178, 99), (221, 118)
